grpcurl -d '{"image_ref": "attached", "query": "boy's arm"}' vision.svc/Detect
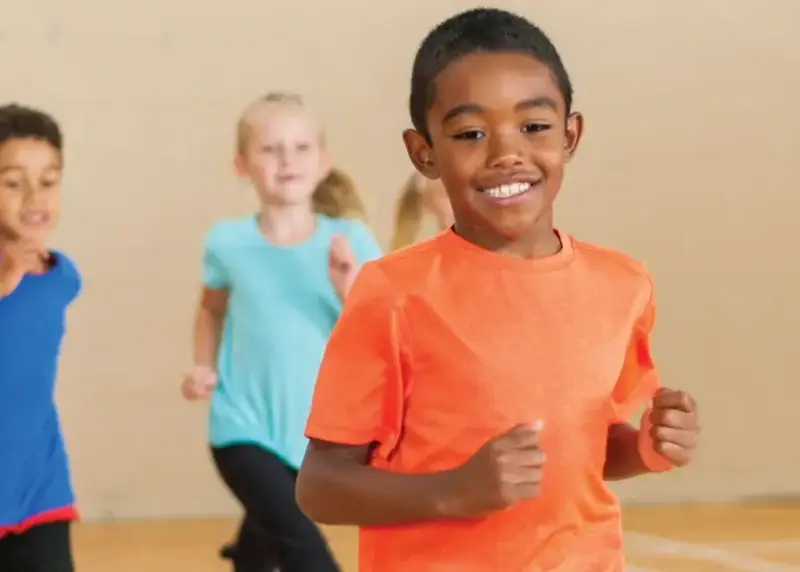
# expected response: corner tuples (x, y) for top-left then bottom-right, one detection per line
(604, 423), (648, 481)
(297, 440), (459, 526)
(297, 262), (463, 525)
(602, 274), (700, 479)
(605, 390), (700, 480)
(603, 276), (662, 481)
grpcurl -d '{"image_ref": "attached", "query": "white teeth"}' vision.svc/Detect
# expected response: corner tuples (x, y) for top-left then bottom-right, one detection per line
(21, 213), (47, 225)
(484, 182), (532, 199)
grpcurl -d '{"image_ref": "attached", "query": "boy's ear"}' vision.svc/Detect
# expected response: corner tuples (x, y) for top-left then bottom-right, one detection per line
(564, 112), (585, 162)
(402, 129), (439, 179)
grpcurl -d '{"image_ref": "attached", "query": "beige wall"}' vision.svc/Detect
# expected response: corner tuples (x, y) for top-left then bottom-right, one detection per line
(2, 0), (798, 520)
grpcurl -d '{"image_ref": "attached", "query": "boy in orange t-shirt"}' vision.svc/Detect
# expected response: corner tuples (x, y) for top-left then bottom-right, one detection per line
(297, 8), (701, 572)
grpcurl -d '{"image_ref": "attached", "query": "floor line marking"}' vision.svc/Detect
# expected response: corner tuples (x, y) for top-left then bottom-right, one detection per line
(626, 532), (800, 572)
(714, 539), (800, 552)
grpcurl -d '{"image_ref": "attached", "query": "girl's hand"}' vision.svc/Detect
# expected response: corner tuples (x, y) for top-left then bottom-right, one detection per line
(328, 234), (357, 301)
(181, 365), (217, 400)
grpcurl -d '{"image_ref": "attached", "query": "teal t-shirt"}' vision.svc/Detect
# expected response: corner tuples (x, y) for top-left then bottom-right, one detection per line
(202, 214), (382, 468)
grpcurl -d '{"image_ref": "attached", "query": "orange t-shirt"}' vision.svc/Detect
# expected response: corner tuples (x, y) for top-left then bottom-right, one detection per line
(305, 229), (661, 572)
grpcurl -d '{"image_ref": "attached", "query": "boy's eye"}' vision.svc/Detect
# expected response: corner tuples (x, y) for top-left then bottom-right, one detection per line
(522, 122), (551, 134)
(1, 179), (21, 190)
(260, 145), (276, 153)
(296, 143), (310, 152)
(453, 129), (484, 141)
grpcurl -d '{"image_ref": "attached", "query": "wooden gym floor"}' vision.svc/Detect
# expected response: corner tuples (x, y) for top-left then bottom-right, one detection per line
(73, 503), (800, 571)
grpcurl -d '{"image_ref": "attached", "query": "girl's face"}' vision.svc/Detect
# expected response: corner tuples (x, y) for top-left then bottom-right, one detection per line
(236, 104), (330, 207)
(0, 138), (62, 246)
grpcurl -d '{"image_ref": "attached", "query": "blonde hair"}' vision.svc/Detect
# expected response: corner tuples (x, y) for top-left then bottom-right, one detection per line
(235, 91), (320, 155)
(313, 167), (367, 221)
(390, 172), (426, 251)
(236, 92), (366, 221)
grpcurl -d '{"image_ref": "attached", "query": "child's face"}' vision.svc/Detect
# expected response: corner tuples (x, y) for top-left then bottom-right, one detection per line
(0, 138), (62, 246)
(405, 52), (583, 243)
(236, 105), (330, 208)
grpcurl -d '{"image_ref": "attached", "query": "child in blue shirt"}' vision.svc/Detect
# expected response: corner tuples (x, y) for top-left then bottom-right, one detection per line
(181, 92), (381, 572)
(0, 104), (81, 572)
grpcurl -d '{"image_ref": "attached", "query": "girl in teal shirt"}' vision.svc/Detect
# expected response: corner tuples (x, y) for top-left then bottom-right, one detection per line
(182, 93), (381, 572)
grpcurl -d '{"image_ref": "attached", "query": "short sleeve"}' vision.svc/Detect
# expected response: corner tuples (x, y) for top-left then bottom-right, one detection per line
(609, 278), (662, 424)
(305, 262), (406, 459)
(201, 225), (230, 290)
(67, 262), (82, 304)
(344, 220), (383, 265)
(53, 251), (82, 305)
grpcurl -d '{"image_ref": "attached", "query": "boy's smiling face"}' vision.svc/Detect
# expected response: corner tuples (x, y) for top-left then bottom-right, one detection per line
(404, 52), (583, 252)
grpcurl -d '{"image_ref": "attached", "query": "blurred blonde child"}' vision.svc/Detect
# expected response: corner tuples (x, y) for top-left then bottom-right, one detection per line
(181, 92), (380, 572)
(390, 172), (453, 250)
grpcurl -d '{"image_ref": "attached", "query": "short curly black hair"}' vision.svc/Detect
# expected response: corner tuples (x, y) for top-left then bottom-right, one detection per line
(409, 8), (573, 141)
(0, 104), (63, 152)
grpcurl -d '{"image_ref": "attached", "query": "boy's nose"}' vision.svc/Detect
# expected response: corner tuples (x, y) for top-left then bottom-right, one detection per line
(487, 132), (526, 169)
(489, 152), (525, 170)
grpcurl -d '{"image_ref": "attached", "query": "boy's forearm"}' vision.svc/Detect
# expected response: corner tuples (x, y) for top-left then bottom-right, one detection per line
(297, 450), (459, 526)
(603, 423), (650, 481)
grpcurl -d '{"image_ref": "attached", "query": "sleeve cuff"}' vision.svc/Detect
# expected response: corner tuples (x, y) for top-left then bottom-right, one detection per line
(305, 423), (381, 446)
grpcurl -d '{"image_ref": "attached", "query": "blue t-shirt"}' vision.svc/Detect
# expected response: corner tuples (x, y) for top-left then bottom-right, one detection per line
(203, 214), (382, 468)
(0, 251), (81, 529)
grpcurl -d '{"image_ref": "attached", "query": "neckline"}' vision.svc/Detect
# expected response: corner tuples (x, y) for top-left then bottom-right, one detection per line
(0, 250), (59, 276)
(438, 227), (575, 272)
(248, 213), (326, 250)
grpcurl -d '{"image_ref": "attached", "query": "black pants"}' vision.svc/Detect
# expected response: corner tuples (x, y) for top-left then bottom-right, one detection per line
(212, 444), (340, 572)
(0, 521), (75, 572)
